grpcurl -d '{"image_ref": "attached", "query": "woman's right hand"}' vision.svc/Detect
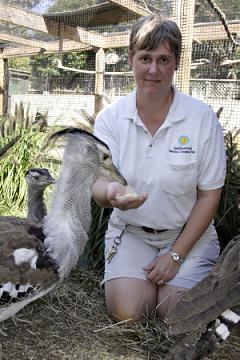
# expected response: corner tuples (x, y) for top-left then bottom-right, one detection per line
(106, 182), (148, 210)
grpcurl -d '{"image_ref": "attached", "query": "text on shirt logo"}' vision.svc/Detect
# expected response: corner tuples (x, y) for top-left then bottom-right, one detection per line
(169, 135), (196, 154)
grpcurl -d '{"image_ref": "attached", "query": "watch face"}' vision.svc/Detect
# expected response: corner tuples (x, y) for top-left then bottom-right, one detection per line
(173, 254), (180, 261)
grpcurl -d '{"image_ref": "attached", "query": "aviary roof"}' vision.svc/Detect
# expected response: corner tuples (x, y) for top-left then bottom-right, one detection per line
(43, 2), (141, 27)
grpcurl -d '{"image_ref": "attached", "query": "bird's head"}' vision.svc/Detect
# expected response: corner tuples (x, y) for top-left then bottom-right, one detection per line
(44, 128), (127, 186)
(91, 139), (127, 186)
(25, 168), (55, 189)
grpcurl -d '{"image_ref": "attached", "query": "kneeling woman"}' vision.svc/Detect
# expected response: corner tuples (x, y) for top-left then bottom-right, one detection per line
(92, 15), (226, 322)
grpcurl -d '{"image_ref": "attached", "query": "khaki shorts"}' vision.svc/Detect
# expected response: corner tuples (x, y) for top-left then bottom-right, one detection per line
(102, 223), (220, 289)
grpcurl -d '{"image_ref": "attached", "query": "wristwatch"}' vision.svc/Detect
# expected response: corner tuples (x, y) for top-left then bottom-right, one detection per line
(168, 250), (185, 264)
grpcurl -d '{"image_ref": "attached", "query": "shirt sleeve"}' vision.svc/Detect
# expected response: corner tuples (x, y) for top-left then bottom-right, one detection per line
(197, 111), (226, 190)
(93, 108), (119, 167)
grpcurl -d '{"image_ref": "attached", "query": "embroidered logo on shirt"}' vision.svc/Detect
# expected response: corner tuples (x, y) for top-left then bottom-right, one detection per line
(178, 135), (190, 146)
(169, 135), (195, 154)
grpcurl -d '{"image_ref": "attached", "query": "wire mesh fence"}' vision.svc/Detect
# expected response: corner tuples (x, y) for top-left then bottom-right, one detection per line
(0, 0), (239, 130)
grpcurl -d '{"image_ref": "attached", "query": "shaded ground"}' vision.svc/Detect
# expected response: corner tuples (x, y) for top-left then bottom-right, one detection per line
(0, 269), (239, 360)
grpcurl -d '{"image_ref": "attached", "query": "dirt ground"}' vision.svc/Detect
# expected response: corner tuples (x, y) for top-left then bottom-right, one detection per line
(0, 269), (239, 360)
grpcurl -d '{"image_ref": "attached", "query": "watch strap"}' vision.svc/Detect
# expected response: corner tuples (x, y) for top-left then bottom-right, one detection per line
(169, 250), (185, 263)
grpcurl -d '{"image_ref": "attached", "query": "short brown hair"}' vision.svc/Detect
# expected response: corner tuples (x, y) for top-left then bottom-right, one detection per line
(129, 15), (182, 65)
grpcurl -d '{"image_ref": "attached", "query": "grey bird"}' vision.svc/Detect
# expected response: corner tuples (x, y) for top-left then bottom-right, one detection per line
(0, 128), (126, 323)
(25, 168), (55, 222)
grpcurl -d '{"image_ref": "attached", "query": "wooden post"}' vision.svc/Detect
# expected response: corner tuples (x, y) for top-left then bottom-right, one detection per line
(3, 59), (9, 114)
(174, 0), (195, 94)
(95, 48), (105, 114)
(0, 51), (4, 115)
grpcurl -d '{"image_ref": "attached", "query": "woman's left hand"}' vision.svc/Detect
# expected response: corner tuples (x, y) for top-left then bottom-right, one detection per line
(143, 253), (181, 285)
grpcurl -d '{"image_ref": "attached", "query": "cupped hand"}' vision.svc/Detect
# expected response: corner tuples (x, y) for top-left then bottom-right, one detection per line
(106, 182), (148, 210)
(143, 253), (181, 285)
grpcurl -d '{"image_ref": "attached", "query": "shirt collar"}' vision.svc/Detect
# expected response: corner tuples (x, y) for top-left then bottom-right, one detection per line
(122, 90), (138, 120)
(122, 86), (186, 127)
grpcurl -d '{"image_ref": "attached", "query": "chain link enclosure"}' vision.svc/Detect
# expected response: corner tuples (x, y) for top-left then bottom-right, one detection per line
(0, 0), (239, 130)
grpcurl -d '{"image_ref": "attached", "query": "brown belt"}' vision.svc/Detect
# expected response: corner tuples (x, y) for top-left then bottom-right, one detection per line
(141, 226), (168, 234)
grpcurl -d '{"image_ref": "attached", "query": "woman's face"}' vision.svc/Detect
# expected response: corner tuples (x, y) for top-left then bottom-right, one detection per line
(129, 40), (177, 99)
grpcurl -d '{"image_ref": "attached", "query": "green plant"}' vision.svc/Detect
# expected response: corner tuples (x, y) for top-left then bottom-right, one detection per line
(0, 105), (107, 268)
(81, 201), (112, 271)
(0, 105), (56, 216)
(215, 130), (240, 250)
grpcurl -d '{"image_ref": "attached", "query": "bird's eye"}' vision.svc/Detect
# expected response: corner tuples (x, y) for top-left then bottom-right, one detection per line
(103, 153), (109, 161)
(30, 172), (39, 179)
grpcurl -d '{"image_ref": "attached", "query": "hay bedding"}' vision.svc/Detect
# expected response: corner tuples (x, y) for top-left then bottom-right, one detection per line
(0, 268), (239, 360)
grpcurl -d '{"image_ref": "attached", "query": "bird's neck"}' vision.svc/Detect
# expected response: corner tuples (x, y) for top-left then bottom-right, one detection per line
(27, 187), (47, 223)
(50, 167), (94, 229)
(43, 164), (97, 279)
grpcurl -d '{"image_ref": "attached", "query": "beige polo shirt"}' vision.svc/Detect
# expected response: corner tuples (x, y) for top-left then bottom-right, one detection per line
(94, 87), (226, 230)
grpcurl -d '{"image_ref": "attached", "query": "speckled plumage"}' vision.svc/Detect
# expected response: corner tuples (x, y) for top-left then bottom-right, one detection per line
(0, 128), (126, 323)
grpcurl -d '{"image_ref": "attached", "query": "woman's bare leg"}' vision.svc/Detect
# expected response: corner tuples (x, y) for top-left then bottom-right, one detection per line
(105, 278), (157, 322)
(156, 284), (188, 320)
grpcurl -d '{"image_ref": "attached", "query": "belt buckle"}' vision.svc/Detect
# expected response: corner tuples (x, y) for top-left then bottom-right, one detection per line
(141, 226), (167, 234)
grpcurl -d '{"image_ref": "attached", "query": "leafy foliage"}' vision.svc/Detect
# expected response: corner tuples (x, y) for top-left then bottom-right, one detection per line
(81, 201), (112, 271)
(0, 104), (55, 216)
(48, 0), (96, 12)
(0, 0), (42, 9)
(215, 130), (240, 250)
(31, 52), (88, 77)
(9, 58), (31, 72)
(30, 51), (91, 91)
(195, 0), (240, 22)
(193, 0), (240, 80)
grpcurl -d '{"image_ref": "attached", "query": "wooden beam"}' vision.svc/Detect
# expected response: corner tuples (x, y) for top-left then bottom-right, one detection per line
(194, 21), (240, 42)
(95, 48), (105, 114)
(46, 19), (80, 42)
(0, 4), (81, 43)
(47, 40), (92, 52)
(0, 32), (47, 49)
(77, 27), (129, 48)
(1, 46), (47, 58)
(0, 30), (129, 58)
(0, 51), (4, 115)
(108, 0), (152, 17)
(0, 3), (49, 34)
(76, 27), (106, 47)
(3, 59), (9, 114)
(1, 41), (92, 59)
(221, 58), (240, 66)
(102, 32), (129, 48)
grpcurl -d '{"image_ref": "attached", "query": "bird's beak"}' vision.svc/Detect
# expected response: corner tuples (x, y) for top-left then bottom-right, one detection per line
(112, 164), (127, 185)
(102, 163), (127, 186)
(48, 176), (56, 185)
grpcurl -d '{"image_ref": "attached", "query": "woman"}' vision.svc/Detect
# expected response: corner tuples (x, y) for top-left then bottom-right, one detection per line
(92, 15), (226, 322)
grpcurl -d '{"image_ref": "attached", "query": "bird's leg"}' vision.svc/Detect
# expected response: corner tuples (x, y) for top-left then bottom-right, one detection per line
(11, 315), (17, 326)
(11, 315), (32, 325)
(0, 327), (7, 337)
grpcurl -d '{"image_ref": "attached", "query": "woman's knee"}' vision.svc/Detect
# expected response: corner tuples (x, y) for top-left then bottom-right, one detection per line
(156, 285), (187, 320)
(104, 278), (157, 322)
(106, 301), (142, 322)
